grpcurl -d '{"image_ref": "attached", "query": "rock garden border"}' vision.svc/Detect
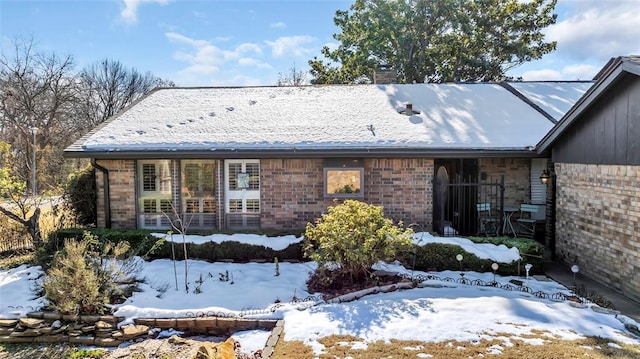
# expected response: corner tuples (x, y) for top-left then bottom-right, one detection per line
(0, 312), (284, 358)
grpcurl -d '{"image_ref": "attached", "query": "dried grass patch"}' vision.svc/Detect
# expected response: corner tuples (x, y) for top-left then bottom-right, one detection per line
(273, 332), (640, 359)
(0, 252), (35, 270)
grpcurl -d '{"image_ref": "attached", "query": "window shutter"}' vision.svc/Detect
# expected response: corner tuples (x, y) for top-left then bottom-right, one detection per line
(530, 158), (547, 205)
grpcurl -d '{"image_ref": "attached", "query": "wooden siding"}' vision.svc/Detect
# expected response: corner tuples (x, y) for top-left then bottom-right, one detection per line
(552, 75), (640, 165)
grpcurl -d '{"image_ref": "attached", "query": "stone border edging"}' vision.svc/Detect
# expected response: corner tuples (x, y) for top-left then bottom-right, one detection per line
(132, 317), (278, 336)
(0, 311), (282, 356)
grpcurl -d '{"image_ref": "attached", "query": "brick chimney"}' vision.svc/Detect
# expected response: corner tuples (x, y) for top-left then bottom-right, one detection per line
(373, 65), (397, 84)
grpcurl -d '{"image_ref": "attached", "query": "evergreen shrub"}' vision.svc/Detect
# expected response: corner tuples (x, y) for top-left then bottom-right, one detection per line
(405, 237), (544, 276)
(304, 200), (414, 284)
(43, 228), (304, 265)
(38, 228), (160, 269)
(42, 232), (139, 315)
(62, 165), (97, 227)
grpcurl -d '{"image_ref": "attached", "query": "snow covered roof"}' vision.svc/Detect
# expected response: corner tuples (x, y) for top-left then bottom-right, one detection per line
(505, 81), (593, 121)
(64, 82), (590, 158)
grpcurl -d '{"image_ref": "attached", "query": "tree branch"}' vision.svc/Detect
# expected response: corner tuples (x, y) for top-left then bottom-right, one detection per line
(0, 205), (28, 225)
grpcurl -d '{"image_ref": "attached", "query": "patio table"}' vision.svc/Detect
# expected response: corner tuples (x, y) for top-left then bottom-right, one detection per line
(502, 206), (518, 236)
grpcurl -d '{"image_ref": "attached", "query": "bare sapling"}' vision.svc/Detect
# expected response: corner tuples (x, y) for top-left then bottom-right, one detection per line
(161, 202), (194, 293)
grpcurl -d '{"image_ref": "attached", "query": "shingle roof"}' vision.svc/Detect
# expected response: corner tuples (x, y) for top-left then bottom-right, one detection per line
(64, 82), (591, 158)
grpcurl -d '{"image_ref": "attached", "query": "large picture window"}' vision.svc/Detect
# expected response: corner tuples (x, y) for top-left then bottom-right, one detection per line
(324, 159), (364, 198)
(137, 159), (219, 230)
(181, 160), (215, 197)
(181, 160), (217, 229)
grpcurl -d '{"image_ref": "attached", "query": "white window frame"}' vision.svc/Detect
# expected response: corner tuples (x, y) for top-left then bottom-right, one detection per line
(137, 160), (173, 229)
(224, 160), (260, 214)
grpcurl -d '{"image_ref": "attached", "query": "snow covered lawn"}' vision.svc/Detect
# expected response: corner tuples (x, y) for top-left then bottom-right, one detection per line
(1, 233), (638, 356)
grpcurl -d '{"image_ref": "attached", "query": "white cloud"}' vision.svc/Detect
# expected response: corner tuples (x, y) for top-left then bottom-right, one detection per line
(520, 69), (561, 81)
(166, 32), (229, 75)
(265, 36), (315, 58)
(165, 32), (272, 85)
(238, 57), (273, 70)
(547, 1), (640, 62)
(323, 41), (340, 52)
(236, 43), (263, 56)
(561, 64), (600, 80)
(120, 0), (169, 24)
(238, 58), (258, 66)
(520, 63), (599, 81)
(270, 22), (286, 29)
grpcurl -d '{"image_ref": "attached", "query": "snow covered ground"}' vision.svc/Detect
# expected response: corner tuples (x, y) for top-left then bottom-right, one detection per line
(1, 233), (638, 355)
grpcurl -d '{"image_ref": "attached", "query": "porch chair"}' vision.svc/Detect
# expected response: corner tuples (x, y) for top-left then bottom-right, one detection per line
(476, 203), (499, 237)
(516, 204), (538, 238)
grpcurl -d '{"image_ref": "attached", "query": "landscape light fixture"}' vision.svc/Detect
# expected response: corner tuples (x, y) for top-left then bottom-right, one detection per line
(456, 254), (464, 275)
(525, 263), (533, 281)
(540, 169), (550, 184)
(491, 263), (499, 284)
(571, 264), (580, 288)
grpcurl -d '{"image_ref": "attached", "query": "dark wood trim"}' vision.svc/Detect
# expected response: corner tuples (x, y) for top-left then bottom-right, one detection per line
(537, 57), (640, 153)
(64, 148), (544, 160)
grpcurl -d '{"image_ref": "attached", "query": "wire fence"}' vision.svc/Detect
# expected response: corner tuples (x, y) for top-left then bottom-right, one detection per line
(0, 237), (34, 254)
(176, 275), (615, 319)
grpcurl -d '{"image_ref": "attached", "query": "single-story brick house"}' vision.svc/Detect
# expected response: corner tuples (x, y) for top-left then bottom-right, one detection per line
(537, 56), (640, 301)
(63, 81), (590, 235)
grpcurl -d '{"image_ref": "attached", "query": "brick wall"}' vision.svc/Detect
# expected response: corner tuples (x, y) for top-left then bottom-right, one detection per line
(365, 158), (432, 228)
(479, 158), (530, 207)
(95, 159), (136, 229)
(555, 163), (640, 301)
(260, 159), (328, 230)
(93, 157), (433, 232)
(260, 158), (433, 230)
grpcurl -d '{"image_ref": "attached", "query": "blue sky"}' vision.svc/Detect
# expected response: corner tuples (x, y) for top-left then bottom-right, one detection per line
(1, 0), (639, 86)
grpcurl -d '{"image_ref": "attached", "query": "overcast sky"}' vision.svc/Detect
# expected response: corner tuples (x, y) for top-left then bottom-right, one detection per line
(1, 0), (639, 86)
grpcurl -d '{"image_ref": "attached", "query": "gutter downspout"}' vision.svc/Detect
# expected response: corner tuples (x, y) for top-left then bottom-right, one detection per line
(91, 158), (111, 228)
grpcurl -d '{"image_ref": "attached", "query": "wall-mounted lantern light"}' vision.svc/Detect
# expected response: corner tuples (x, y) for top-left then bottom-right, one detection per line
(540, 169), (550, 185)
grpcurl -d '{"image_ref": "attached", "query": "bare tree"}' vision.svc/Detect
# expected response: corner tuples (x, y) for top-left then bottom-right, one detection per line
(77, 59), (174, 131)
(161, 202), (193, 293)
(0, 141), (43, 247)
(0, 36), (78, 193)
(276, 63), (308, 86)
(1, 40), (176, 194)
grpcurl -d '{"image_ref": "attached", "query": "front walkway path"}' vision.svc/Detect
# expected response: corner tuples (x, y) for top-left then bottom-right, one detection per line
(544, 260), (640, 323)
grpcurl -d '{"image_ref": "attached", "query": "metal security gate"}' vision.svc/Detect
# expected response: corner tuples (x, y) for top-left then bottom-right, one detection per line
(433, 173), (505, 237)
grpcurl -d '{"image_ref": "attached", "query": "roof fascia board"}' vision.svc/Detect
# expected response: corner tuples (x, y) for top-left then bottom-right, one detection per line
(621, 59), (640, 77)
(63, 148), (541, 159)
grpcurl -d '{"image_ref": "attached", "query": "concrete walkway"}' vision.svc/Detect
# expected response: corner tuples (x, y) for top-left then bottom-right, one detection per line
(544, 260), (640, 323)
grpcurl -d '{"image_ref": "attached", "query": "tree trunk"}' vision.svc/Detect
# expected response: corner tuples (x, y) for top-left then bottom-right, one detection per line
(28, 208), (42, 247)
(0, 206), (41, 248)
